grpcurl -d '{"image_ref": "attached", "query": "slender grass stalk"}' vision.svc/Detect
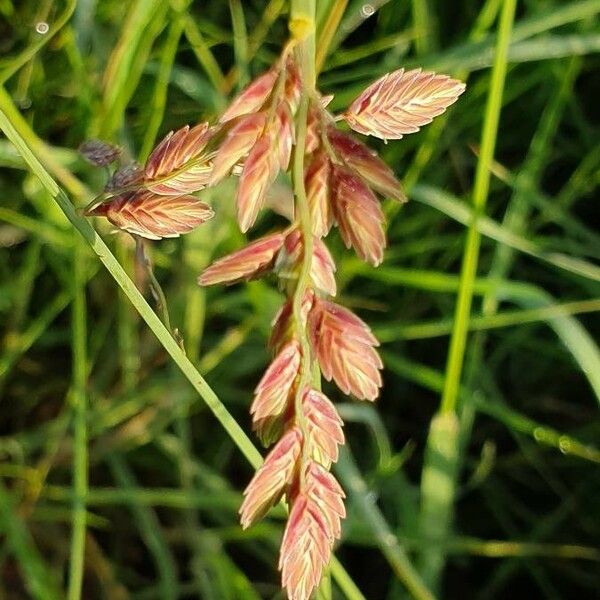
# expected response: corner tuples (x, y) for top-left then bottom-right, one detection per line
(140, 9), (186, 161)
(290, 0), (316, 482)
(418, 0), (517, 591)
(183, 16), (227, 92)
(116, 239), (139, 394)
(315, 0), (349, 73)
(374, 298), (600, 341)
(96, 0), (165, 138)
(67, 237), (88, 600)
(440, 0), (517, 416)
(229, 0), (249, 88)
(0, 81), (362, 600)
(249, 0), (287, 56)
(411, 0), (435, 55)
(409, 184), (600, 282)
(0, 291), (70, 387)
(383, 353), (600, 465)
(0, 88), (262, 469)
(0, 479), (61, 600)
(337, 450), (435, 600)
(289, 4), (336, 597)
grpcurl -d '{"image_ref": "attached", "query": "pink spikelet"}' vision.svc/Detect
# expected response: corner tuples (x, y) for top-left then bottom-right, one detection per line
(144, 123), (213, 195)
(304, 151), (333, 238)
(81, 50), (466, 600)
(309, 298), (383, 401)
(327, 128), (406, 202)
(343, 68), (466, 140)
(86, 190), (214, 240)
(237, 132), (279, 233)
(331, 165), (387, 266)
(279, 463), (345, 600)
(240, 427), (302, 528)
(303, 388), (344, 467)
(275, 230), (337, 297)
(250, 340), (301, 444)
(184, 33), (465, 600)
(198, 231), (285, 286)
(220, 67), (279, 123)
(209, 113), (266, 185)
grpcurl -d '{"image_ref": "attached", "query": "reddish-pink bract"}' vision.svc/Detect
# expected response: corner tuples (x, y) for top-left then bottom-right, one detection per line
(144, 123), (213, 195)
(220, 67), (279, 123)
(331, 165), (387, 266)
(198, 231), (286, 286)
(87, 190), (214, 240)
(240, 427), (302, 528)
(344, 67), (466, 140)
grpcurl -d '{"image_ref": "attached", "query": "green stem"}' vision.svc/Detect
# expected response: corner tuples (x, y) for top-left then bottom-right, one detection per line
(0, 480), (61, 600)
(0, 88), (262, 471)
(440, 0), (517, 415)
(315, 0), (349, 73)
(229, 0), (249, 88)
(135, 237), (174, 336)
(67, 237), (88, 600)
(140, 10), (186, 161)
(289, 0), (317, 475)
(417, 0), (517, 592)
(0, 82), (361, 600)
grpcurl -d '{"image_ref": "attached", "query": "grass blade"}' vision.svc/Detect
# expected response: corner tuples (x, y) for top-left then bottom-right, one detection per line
(66, 236), (88, 600)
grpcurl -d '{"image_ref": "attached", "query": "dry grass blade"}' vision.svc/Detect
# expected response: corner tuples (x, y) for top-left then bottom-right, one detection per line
(343, 68), (466, 140)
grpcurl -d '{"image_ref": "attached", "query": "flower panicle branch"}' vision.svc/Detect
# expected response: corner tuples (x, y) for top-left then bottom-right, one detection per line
(84, 24), (464, 600)
(196, 46), (463, 599)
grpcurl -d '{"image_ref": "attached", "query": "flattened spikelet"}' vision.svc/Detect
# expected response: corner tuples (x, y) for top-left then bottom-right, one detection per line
(305, 151), (333, 238)
(331, 166), (386, 266)
(279, 463), (345, 600)
(328, 128), (405, 202)
(198, 231), (285, 286)
(303, 389), (344, 467)
(237, 133), (279, 233)
(87, 190), (214, 240)
(251, 339), (301, 422)
(144, 123), (213, 195)
(220, 67), (278, 123)
(210, 113), (266, 185)
(240, 427), (302, 528)
(309, 298), (382, 401)
(343, 68), (466, 140)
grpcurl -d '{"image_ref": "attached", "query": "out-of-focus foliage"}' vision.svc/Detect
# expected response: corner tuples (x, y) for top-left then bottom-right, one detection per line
(0, 1), (599, 598)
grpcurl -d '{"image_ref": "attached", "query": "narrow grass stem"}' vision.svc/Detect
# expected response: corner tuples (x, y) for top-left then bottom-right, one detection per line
(67, 237), (88, 600)
(290, 0), (317, 485)
(417, 0), (517, 592)
(316, 0), (349, 73)
(229, 0), (249, 88)
(440, 0), (517, 415)
(0, 79), (360, 600)
(135, 237), (174, 337)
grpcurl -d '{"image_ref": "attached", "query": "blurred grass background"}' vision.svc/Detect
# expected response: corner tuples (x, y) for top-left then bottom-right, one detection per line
(0, 0), (599, 598)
